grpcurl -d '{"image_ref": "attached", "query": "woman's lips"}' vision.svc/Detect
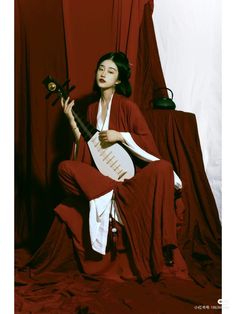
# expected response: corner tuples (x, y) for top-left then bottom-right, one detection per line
(99, 79), (106, 83)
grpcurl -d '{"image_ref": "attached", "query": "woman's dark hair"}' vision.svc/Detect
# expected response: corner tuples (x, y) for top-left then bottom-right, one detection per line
(93, 51), (132, 97)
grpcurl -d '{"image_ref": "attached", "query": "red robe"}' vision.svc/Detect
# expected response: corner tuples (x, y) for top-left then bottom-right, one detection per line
(57, 93), (189, 280)
(76, 94), (160, 167)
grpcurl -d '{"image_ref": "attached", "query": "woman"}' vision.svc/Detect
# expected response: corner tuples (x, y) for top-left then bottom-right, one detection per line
(58, 51), (185, 280)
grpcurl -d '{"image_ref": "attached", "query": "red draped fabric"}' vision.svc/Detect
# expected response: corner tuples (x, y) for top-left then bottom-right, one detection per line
(134, 2), (168, 108)
(15, 0), (167, 247)
(15, 0), (221, 312)
(143, 110), (221, 287)
(15, 0), (72, 248)
(62, 0), (114, 99)
(62, 0), (166, 102)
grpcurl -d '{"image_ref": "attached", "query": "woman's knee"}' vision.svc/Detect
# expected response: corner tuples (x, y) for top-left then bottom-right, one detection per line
(58, 160), (75, 177)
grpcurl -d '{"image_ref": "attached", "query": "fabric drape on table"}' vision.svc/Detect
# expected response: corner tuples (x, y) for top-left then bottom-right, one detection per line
(143, 110), (221, 287)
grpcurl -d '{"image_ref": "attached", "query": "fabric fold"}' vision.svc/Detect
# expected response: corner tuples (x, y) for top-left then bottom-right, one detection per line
(121, 132), (182, 189)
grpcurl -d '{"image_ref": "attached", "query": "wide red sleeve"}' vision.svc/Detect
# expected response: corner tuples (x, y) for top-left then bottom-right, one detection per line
(125, 100), (162, 158)
(76, 96), (162, 163)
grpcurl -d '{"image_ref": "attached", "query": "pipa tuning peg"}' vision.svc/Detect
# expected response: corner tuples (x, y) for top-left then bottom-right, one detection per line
(62, 79), (70, 87)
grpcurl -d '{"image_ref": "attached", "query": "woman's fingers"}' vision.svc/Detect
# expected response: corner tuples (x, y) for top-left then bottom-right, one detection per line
(103, 131), (112, 141)
(61, 97), (74, 112)
(61, 96), (70, 107)
(99, 131), (107, 141)
(60, 97), (65, 107)
(65, 96), (70, 105)
(68, 100), (75, 110)
(99, 130), (120, 143)
(60, 97), (75, 123)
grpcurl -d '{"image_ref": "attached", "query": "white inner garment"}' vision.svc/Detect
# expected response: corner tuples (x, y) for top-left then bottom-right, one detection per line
(89, 96), (182, 255)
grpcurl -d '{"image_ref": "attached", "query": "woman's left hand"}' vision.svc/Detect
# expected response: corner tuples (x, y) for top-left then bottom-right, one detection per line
(99, 130), (124, 143)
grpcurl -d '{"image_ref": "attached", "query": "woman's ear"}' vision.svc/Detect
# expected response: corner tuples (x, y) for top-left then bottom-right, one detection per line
(115, 80), (121, 85)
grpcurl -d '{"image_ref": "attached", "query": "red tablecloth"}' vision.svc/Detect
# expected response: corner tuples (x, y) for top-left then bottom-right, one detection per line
(144, 109), (221, 285)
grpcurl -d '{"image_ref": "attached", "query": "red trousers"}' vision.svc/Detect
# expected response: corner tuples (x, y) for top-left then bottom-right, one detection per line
(58, 159), (184, 278)
(58, 159), (177, 247)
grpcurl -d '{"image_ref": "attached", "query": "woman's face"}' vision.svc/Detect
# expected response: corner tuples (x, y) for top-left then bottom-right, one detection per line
(96, 59), (120, 91)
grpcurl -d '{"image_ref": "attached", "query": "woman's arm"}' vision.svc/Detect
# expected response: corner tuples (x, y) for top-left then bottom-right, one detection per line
(61, 97), (81, 143)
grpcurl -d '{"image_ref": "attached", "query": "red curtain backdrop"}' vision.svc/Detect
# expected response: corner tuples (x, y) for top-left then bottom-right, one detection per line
(134, 2), (168, 108)
(62, 0), (166, 103)
(15, 0), (72, 247)
(15, 0), (167, 247)
(62, 0), (114, 99)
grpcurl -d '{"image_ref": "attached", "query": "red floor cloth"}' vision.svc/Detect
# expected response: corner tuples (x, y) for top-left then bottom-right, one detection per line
(15, 217), (221, 314)
(15, 272), (221, 314)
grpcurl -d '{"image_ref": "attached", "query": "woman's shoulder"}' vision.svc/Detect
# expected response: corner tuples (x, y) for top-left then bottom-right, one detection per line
(114, 94), (139, 111)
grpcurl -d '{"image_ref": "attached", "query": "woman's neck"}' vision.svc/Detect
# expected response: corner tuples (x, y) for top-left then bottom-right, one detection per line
(100, 88), (115, 105)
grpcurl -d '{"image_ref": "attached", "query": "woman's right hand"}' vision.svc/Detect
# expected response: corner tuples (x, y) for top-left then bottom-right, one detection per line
(61, 97), (81, 141)
(61, 97), (75, 124)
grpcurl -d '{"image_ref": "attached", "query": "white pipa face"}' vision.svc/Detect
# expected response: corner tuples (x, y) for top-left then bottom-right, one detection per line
(88, 132), (135, 182)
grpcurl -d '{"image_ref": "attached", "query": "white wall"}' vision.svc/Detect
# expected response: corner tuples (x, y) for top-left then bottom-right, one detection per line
(153, 0), (221, 218)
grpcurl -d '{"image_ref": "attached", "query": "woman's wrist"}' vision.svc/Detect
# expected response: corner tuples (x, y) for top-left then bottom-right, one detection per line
(70, 120), (77, 128)
(118, 132), (125, 142)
